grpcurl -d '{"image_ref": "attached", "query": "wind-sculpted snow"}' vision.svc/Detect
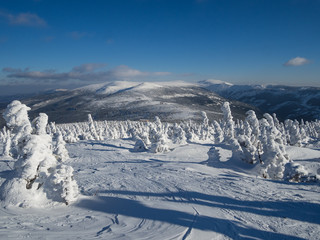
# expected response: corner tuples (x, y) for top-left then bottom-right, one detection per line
(1, 139), (319, 239)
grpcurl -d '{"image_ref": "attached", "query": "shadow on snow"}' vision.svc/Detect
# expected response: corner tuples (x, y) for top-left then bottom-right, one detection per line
(76, 190), (312, 240)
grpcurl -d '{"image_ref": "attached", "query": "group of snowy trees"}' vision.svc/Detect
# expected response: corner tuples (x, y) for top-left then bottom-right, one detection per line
(1, 99), (320, 200)
(0, 101), (78, 207)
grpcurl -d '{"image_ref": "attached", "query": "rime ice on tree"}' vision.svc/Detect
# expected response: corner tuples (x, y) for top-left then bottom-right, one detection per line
(0, 101), (79, 207)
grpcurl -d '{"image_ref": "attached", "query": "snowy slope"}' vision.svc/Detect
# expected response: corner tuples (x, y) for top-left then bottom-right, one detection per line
(0, 81), (255, 126)
(0, 139), (319, 239)
(1, 79), (319, 126)
(200, 80), (320, 121)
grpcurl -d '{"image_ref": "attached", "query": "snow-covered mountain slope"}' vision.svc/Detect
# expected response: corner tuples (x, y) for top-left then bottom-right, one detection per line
(0, 81), (256, 126)
(200, 80), (320, 121)
(1, 139), (319, 239)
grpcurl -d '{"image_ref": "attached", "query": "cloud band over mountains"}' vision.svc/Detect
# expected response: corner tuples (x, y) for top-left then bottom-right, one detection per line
(2, 64), (171, 83)
(0, 10), (47, 27)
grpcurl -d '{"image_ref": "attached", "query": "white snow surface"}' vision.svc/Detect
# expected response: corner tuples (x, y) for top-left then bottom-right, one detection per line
(77, 81), (197, 95)
(0, 139), (319, 239)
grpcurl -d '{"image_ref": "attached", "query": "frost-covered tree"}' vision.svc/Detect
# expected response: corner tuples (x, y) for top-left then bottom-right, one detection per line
(172, 123), (187, 145)
(149, 117), (170, 153)
(86, 114), (102, 140)
(220, 102), (245, 161)
(2, 100), (32, 158)
(0, 104), (78, 207)
(198, 111), (211, 141)
(285, 119), (302, 146)
(212, 120), (223, 143)
(235, 110), (261, 164)
(221, 102), (235, 141)
(237, 134), (257, 164)
(1, 127), (11, 157)
(48, 122), (57, 136)
(32, 113), (48, 135)
(53, 130), (69, 162)
(246, 110), (260, 142)
(259, 117), (290, 179)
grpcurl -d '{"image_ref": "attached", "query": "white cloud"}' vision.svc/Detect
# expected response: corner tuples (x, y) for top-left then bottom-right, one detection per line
(0, 11), (47, 27)
(284, 57), (311, 66)
(109, 65), (148, 78)
(2, 64), (171, 83)
(72, 63), (107, 73)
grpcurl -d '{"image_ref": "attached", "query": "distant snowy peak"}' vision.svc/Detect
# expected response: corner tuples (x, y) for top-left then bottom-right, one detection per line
(198, 79), (235, 92)
(76, 81), (137, 95)
(77, 80), (197, 95)
(199, 79), (233, 86)
(200, 80), (320, 121)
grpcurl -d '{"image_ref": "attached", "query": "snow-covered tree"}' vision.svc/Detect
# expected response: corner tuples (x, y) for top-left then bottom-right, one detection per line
(2, 100), (32, 158)
(285, 119), (302, 146)
(53, 130), (69, 162)
(86, 114), (102, 140)
(172, 123), (187, 145)
(220, 102), (245, 161)
(149, 117), (170, 153)
(221, 102), (235, 141)
(198, 111), (211, 141)
(0, 104), (78, 207)
(259, 117), (290, 179)
(212, 120), (223, 143)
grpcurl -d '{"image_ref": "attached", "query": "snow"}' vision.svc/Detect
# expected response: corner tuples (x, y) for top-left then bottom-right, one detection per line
(1, 139), (319, 239)
(199, 79), (234, 86)
(78, 81), (197, 96)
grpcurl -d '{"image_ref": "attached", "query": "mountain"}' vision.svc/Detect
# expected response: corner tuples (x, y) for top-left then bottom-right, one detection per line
(200, 80), (320, 121)
(0, 81), (257, 126)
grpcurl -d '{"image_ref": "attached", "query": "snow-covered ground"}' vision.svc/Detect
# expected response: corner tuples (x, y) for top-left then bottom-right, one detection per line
(0, 139), (319, 239)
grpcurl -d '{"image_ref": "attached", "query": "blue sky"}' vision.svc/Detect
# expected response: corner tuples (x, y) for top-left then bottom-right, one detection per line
(0, 0), (319, 94)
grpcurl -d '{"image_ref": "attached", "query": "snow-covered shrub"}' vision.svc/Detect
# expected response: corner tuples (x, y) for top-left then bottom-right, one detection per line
(64, 129), (79, 143)
(283, 162), (318, 182)
(207, 146), (220, 166)
(133, 138), (149, 152)
(45, 164), (79, 205)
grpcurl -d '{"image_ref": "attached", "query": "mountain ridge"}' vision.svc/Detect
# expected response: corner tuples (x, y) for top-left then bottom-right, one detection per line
(1, 80), (319, 127)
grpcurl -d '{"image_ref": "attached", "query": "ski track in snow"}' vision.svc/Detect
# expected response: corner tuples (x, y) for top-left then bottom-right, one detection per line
(0, 139), (320, 239)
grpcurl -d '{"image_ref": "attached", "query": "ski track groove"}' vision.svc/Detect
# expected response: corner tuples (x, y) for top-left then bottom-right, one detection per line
(96, 224), (112, 237)
(181, 207), (199, 240)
